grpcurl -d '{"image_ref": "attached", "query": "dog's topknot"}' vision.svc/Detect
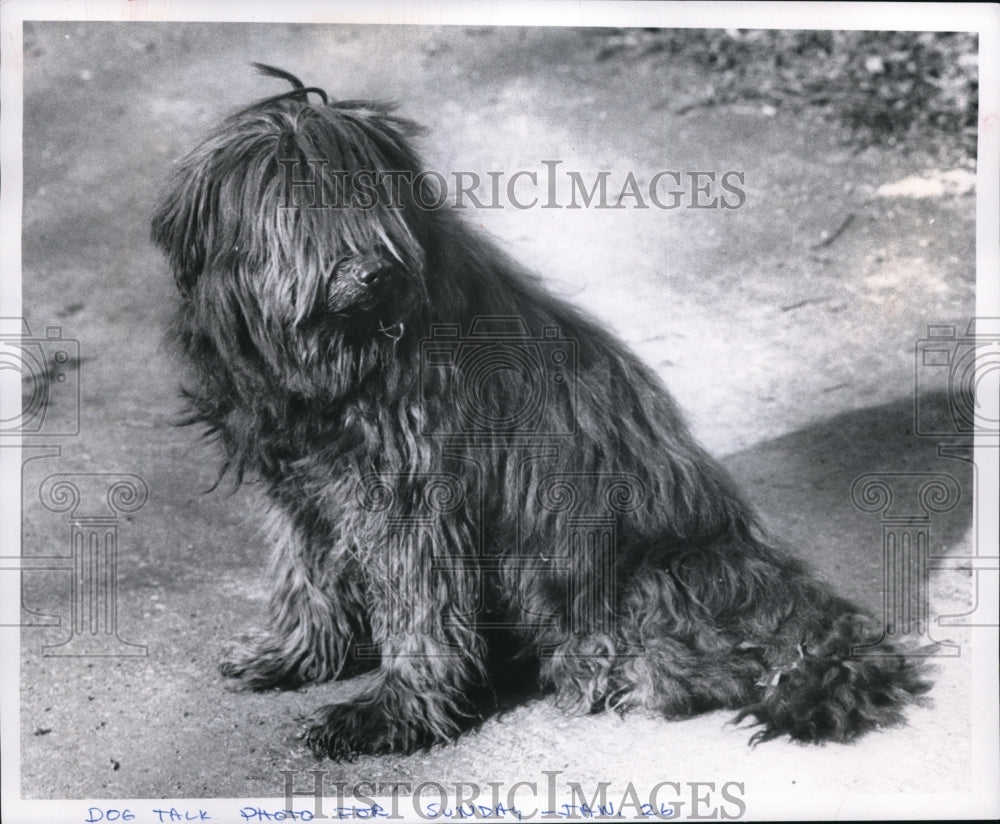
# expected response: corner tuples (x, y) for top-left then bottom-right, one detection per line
(244, 63), (330, 110)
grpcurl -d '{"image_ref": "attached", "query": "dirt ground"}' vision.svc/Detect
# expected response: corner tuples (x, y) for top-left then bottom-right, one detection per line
(13, 20), (988, 818)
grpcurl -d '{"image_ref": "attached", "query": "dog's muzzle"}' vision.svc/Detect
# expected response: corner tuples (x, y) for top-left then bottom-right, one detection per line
(326, 254), (403, 313)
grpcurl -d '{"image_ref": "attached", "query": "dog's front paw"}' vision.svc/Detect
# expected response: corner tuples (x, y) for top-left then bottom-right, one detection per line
(304, 696), (464, 760)
(219, 631), (308, 691)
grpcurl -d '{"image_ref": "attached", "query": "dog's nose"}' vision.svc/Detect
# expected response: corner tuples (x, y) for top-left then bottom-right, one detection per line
(355, 261), (401, 287)
(356, 265), (388, 284)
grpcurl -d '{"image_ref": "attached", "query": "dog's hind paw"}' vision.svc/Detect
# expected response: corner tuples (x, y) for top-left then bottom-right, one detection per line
(733, 616), (934, 744)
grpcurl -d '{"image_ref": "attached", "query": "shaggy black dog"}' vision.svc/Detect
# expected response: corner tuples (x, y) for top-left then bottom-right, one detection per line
(151, 65), (931, 759)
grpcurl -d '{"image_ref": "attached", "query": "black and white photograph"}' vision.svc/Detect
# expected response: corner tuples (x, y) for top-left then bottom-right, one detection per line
(2, 1), (998, 822)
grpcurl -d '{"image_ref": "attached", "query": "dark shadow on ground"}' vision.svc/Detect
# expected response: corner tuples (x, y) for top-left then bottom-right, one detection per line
(726, 390), (972, 610)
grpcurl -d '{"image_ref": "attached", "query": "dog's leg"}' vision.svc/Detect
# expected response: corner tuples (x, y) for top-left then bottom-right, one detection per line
(540, 535), (932, 742)
(220, 504), (367, 690)
(303, 529), (487, 759)
(533, 544), (758, 717)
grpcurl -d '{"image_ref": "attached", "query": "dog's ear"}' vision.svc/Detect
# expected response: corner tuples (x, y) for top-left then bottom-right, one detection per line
(151, 181), (204, 297)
